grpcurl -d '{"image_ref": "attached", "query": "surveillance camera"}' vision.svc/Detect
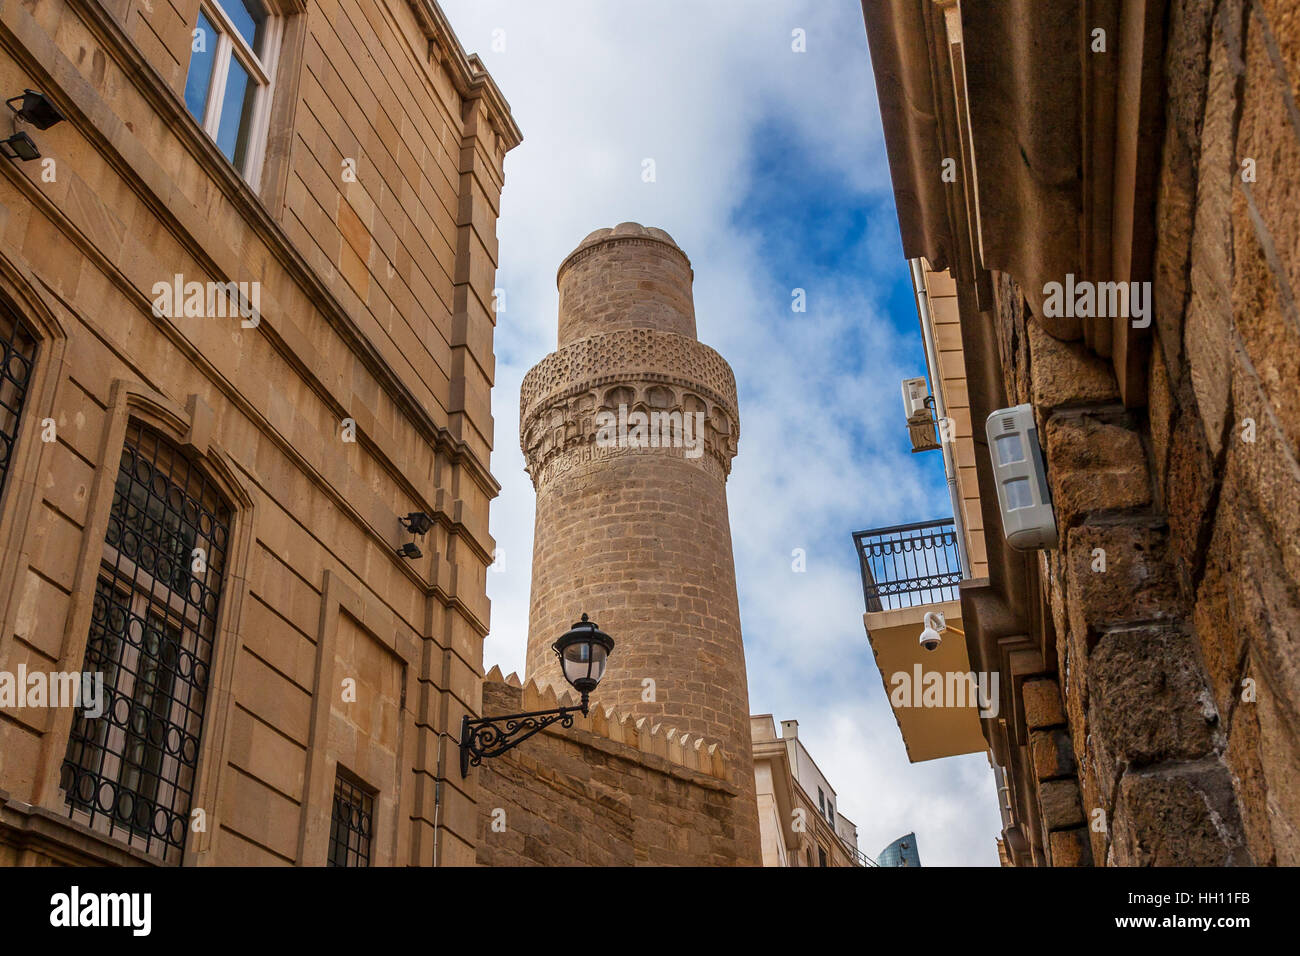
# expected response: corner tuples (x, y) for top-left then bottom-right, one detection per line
(919, 625), (942, 652)
(920, 611), (945, 652)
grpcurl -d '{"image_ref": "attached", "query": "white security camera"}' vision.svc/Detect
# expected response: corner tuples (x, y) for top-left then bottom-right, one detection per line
(920, 611), (945, 652)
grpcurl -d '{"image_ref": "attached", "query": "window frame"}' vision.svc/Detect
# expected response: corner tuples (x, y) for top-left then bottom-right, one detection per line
(328, 767), (377, 868)
(0, 300), (38, 508)
(188, 0), (284, 191)
(61, 423), (233, 863)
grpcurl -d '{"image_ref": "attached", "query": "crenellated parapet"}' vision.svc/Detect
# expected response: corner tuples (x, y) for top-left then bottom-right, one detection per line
(481, 666), (736, 785)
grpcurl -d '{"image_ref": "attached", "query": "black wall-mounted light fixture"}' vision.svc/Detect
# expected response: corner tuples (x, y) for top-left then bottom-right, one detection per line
(1, 90), (64, 163)
(400, 511), (433, 535)
(7, 90), (65, 130)
(0, 131), (40, 162)
(397, 510), (432, 559)
(460, 613), (615, 776)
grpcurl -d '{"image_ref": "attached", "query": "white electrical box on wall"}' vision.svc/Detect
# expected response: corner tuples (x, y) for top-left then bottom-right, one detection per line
(901, 377), (930, 424)
(985, 404), (1059, 550)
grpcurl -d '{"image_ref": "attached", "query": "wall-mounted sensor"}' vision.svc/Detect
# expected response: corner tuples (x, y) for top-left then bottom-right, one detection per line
(901, 377), (931, 425)
(985, 404), (1058, 550)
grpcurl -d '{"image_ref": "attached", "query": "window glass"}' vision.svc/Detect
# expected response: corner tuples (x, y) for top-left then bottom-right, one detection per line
(184, 10), (219, 121)
(329, 772), (375, 867)
(216, 57), (254, 166)
(0, 299), (37, 499)
(223, 0), (268, 58)
(62, 423), (231, 864)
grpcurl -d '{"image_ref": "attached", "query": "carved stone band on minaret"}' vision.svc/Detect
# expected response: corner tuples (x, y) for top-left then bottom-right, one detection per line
(519, 327), (740, 491)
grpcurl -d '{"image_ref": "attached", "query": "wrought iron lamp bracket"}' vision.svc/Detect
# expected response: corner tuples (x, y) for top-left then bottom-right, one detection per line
(459, 693), (590, 777)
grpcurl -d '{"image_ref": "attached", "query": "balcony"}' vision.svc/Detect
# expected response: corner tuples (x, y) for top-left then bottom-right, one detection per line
(851, 517), (987, 763)
(853, 518), (962, 612)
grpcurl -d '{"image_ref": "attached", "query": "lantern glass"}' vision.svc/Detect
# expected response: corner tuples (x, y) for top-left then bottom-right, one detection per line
(561, 639), (607, 688)
(552, 614), (614, 696)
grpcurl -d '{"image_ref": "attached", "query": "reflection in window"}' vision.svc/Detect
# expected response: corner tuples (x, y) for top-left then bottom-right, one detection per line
(1004, 477), (1034, 511)
(182, 0), (279, 187)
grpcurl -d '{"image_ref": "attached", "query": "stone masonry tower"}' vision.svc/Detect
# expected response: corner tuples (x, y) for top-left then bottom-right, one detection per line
(520, 223), (759, 854)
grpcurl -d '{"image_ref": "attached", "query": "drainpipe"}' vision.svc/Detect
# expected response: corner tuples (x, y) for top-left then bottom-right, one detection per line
(911, 257), (972, 579)
(992, 761), (1013, 831)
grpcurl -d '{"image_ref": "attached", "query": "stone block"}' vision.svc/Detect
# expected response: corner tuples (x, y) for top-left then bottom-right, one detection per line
(1031, 727), (1077, 781)
(1044, 414), (1151, 529)
(1038, 778), (1085, 830)
(1065, 524), (1184, 645)
(1088, 624), (1220, 768)
(1027, 318), (1119, 411)
(1048, 826), (1093, 867)
(1023, 678), (1066, 730)
(1109, 759), (1251, 865)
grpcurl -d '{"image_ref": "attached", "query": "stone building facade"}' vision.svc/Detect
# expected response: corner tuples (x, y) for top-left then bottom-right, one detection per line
(862, 0), (1300, 865)
(473, 223), (762, 866)
(751, 716), (862, 867)
(0, 0), (519, 866)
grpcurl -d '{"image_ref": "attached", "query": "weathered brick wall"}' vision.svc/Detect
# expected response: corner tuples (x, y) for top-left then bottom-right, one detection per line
(473, 673), (759, 866)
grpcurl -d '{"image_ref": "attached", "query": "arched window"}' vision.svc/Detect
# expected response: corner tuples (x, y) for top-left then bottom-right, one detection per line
(61, 422), (232, 863)
(0, 297), (38, 500)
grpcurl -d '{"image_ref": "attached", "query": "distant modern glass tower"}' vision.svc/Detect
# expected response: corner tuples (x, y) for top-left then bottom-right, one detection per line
(878, 832), (922, 867)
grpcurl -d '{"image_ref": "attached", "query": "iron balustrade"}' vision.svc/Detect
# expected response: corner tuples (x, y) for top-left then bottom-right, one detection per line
(852, 518), (963, 612)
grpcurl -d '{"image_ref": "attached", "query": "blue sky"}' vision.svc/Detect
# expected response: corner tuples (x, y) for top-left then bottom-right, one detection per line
(440, 0), (1004, 865)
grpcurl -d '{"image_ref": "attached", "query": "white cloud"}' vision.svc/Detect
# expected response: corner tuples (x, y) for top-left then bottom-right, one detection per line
(441, 0), (1003, 866)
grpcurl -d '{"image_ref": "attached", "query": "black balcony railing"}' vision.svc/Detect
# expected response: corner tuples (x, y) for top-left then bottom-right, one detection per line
(852, 518), (962, 612)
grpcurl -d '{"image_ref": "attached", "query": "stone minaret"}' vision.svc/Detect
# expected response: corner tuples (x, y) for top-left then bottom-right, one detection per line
(520, 224), (757, 840)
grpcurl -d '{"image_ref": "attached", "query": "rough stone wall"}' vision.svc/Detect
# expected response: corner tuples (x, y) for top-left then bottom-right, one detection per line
(473, 671), (757, 866)
(517, 223), (760, 861)
(1149, 0), (1300, 865)
(983, 0), (1300, 868)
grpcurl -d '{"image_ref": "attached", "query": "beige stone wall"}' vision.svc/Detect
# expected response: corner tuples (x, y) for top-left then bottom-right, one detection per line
(0, 0), (516, 865)
(473, 672), (757, 866)
(556, 228), (697, 345)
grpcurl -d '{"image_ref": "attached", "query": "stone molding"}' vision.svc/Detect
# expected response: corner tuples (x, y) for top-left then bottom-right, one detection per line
(557, 234), (692, 282)
(519, 330), (740, 486)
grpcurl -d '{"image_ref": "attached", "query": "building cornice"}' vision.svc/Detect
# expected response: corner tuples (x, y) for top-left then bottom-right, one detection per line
(406, 0), (523, 152)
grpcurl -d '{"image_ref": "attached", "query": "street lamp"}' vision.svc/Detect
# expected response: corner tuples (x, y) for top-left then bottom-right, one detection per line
(459, 613), (614, 777)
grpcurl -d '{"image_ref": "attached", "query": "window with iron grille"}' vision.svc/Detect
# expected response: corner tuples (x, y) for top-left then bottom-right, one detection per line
(0, 298), (37, 501)
(61, 422), (231, 863)
(328, 770), (374, 867)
